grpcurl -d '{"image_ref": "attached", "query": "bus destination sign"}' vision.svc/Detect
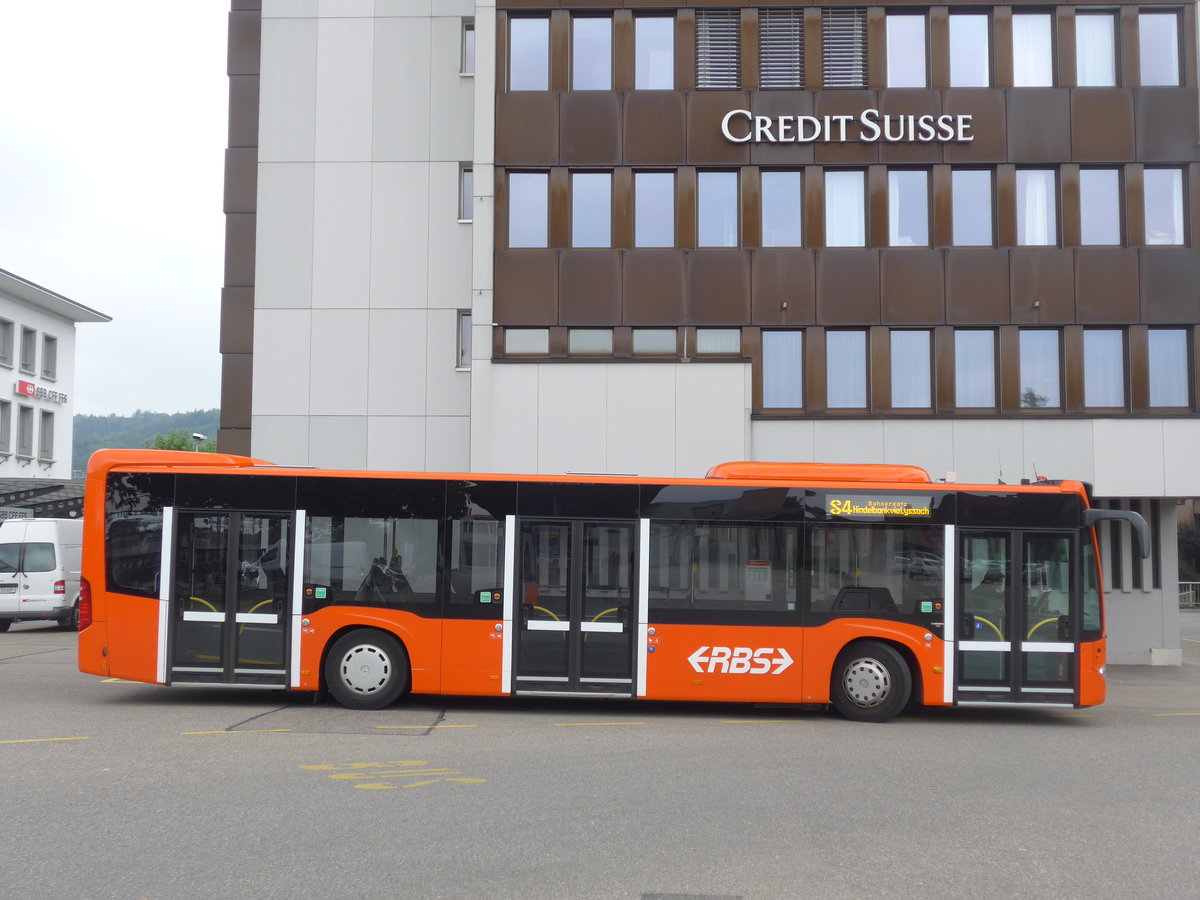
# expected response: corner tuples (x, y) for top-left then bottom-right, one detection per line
(827, 495), (933, 520)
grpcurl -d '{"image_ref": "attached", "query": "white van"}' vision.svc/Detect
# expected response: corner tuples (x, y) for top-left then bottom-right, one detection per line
(0, 518), (84, 632)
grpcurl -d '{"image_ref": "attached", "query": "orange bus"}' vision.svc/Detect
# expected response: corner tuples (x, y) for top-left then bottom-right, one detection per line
(77, 450), (1147, 722)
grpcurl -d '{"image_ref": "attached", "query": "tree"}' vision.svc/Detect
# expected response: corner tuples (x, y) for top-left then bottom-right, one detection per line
(145, 429), (217, 452)
(1020, 388), (1048, 408)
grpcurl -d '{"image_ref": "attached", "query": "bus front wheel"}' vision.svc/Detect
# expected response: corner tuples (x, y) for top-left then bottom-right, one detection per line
(324, 629), (410, 710)
(831, 641), (911, 723)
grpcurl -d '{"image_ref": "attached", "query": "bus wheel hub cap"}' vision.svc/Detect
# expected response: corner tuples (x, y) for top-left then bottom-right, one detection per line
(342, 646), (390, 693)
(844, 658), (890, 708)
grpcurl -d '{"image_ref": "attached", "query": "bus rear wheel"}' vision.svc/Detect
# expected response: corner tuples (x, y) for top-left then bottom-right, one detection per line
(324, 629), (409, 710)
(831, 641), (911, 723)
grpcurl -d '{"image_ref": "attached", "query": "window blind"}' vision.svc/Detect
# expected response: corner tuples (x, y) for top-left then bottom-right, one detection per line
(760, 9), (804, 88)
(822, 8), (867, 88)
(696, 9), (741, 88)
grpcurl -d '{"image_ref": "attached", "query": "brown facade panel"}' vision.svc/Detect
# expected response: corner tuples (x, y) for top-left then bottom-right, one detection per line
(623, 251), (686, 325)
(1134, 89), (1200, 162)
(559, 251), (621, 325)
(880, 250), (945, 324)
(223, 147), (258, 215)
(942, 89), (1006, 163)
(814, 91), (878, 165)
(946, 250), (1010, 324)
(687, 91), (751, 165)
(1010, 249), (1076, 325)
(751, 250), (816, 325)
(228, 74), (260, 148)
(227, 9), (261, 76)
(747, 92), (815, 167)
(220, 287), (255, 355)
(494, 251), (559, 324)
(224, 213), (257, 288)
(624, 93), (686, 165)
(560, 92), (622, 165)
(1074, 249), (1140, 323)
(1139, 249), (1200, 323)
(816, 250), (880, 325)
(496, 92), (559, 165)
(1071, 90), (1135, 162)
(688, 251), (751, 324)
(219, 353), (253, 433)
(1006, 90), (1071, 163)
(877, 90), (944, 165)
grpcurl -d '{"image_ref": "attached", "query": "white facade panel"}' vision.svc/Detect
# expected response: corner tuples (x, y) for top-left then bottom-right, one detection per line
(675, 364), (751, 476)
(250, 415), (311, 467)
(314, 17), (374, 161)
(310, 416), (368, 469)
(309, 308), (369, 416)
(258, 17), (317, 162)
(1019, 419), (1096, 486)
(536, 365), (610, 475)
(426, 162), (473, 308)
(375, 1), (436, 19)
(1092, 419), (1168, 497)
(750, 419), (816, 462)
(1162, 419), (1200, 496)
(372, 17), (433, 161)
(318, 0), (374, 16)
(255, 164), (315, 309)
(471, 363), (540, 473)
(366, 415), (429, 470)
(366, 309), (429, 417)
(883, 420), (955, 478)
(370, 163), (430, 308)
(424, 309), (471, 416)
(263, 0), (317, 17)
(950, 420), (1024, 484)
(252, 309), (313, 416)
(425, 415), (472, 472)
(428, 17), (476, 161)
(311, 163), (373, 308)
(605, 366), (678, 476)
(814, 419), (886, 464)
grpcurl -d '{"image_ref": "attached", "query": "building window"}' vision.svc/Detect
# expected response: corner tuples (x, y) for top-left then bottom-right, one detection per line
(1019, 330), (1061, 408)
(886, 14), (926, 88)
(1140, 12), (1180, 86)
(38, 410), (54, 462)
(505, 329), (549, 355)
(510, 17), (549, 91)
(827, 330), (868, 408)
(16, 405), (33, 458)
(1079, 168), (1121, 246)
(1076, 13), (1116, 87)
(459, 166), (473, 222)
(1144, 168), (1184, 245)
(634, 172), (675, 248)
(888, 170), (929, 247)
(41, 335), (57, 380)
(18, 327), (36, 375)
(635, 16), (674, 89)
(1084, 329), (1126, 408)
(1148, 329), (1189, 407)
(952, 170), (993, 246)
(1016, 169), (1057, 246)
(955, 330), (996, 408)
(698, 171), (738, 247)
(759, 9), (804, 89)
(761, 171), (802, 247)
(461, 20), (475, 75)
(696, 9), (740, 89)
(571, 172), (612, 248)
(457, 311), (472, 369)
(891, 330), (931, 408)
(572, 17), (612, 91)
(0, 319), (13, 368)
(508, 172), (548, 248)
(762, 331), (804, 408)
(1012, 13), (1053, 87)
(949, 14), (989, 87)
(825, 170), (865, 247)
(633, 329), (677, 355)
(568, 329), (613, 355)
(695, 329), (740, 354)
(822, 8), (867, 88)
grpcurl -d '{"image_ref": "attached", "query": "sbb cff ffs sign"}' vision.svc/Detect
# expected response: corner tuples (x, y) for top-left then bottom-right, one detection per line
(15, 380), (68, 404)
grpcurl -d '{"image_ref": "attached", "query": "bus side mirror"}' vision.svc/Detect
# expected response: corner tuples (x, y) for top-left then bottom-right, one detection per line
(1082, 508), (1150, 560)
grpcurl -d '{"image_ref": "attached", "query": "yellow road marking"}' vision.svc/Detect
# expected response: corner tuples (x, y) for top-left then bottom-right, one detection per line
(554, 721), (646, 727)
(101, 677), (138, 683)
(181, 729), (292, 735)
(720, 719), (799, 724)
(0, 736), (90, 744)
(1151, 712), (1200, 717)
(374, 724), (478, 730)
(1182, 638), (1200, 645)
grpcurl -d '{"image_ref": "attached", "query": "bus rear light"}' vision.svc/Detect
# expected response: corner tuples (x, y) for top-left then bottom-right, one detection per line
(79, 578), (93, 630)
(54, 580), (65, 594)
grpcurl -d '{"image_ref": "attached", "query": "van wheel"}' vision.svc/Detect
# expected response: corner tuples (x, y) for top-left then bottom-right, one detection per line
(324, 629), (409, 710)
(831, 641), (911, 723)
(0, 620), (10, 633)
(59, 603), (79, 631)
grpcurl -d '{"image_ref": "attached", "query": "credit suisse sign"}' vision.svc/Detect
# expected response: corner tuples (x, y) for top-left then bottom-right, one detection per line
(721, 108), (974, 144)
(15, 380), (68, 404)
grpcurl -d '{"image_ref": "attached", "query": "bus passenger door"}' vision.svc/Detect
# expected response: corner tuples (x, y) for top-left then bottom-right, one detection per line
(955, 530), (1077, 706)
(169, 511), (292, 688)
(514, 519), (636, 696)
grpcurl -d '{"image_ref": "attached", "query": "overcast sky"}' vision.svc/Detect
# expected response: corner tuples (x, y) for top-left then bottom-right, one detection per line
(0, 2), (228, 416)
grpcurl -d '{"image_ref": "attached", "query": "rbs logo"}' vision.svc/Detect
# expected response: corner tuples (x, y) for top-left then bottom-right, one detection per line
(687, 646), (793, 675)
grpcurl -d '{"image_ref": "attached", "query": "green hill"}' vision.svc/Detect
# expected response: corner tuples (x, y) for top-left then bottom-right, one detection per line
(72, 409), (220, 477)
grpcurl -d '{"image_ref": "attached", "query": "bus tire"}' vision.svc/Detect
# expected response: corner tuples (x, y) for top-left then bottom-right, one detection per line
(831, 640), (911, 723)
(324, 629), (409, 710)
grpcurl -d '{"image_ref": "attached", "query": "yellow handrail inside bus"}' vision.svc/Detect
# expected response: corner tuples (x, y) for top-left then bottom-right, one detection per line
(1027, 618), (1060, 641)
(591, 608), (618, 622)
(189, 597), (218, 612)
(532, 605), (560, 621)
(972, 615), (1005, 641)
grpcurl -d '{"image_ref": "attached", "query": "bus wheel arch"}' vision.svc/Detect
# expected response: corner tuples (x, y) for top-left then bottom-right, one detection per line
(322, 627), (411, 710)
(830, 639), (913, 723)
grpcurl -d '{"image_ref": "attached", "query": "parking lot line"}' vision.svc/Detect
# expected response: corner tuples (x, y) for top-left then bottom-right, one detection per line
(374, 724), (479, 730)
(554, 721), (647, 727)
(0, 736), (90, 744)
(180, 729), (292, 735)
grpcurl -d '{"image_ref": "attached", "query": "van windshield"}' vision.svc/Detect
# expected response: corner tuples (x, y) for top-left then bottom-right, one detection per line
(0, 543), (18, 574)
(23, 543), (56, 572)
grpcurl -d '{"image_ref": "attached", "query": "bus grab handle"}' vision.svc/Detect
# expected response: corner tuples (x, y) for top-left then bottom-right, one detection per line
(1082, 508), (1150, 560)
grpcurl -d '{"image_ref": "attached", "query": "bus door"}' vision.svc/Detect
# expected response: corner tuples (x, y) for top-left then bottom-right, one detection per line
(954, 530), (1077, 705)
(514, 519), (636, 696)
(168, 510), (292, 688)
